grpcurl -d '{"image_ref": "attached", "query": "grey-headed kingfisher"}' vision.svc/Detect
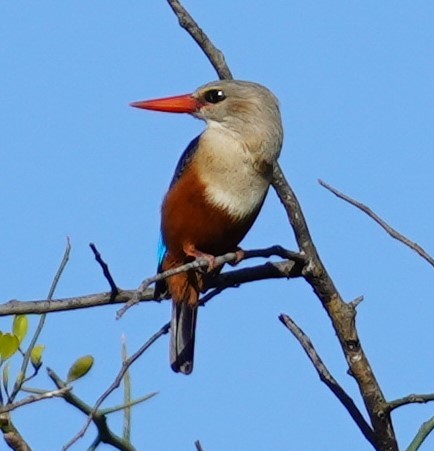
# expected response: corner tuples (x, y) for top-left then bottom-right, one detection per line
(131, 80), (283, 374)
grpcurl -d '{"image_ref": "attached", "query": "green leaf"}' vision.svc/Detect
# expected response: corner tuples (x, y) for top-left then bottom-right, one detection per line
(67, 355), (94, 383)
(0, 333), (19, 360)
(12, 315), (28, 344)
(30, 345), (45, 370)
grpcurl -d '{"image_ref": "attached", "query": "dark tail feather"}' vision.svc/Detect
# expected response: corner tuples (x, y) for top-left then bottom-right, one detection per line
(170, 301), (197, 374)
(162, 256), (202, 375)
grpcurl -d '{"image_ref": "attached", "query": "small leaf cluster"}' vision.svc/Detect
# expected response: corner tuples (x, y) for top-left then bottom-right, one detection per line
(0, 315), (45, 405)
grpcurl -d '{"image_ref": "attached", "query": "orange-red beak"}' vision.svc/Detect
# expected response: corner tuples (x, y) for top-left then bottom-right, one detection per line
(130, 93), (200, 113)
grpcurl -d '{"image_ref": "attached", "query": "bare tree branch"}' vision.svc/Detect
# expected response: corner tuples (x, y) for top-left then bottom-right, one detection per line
(387, 393), (434, 412)
(117, 245), (304, 318)
(166, 0), (232, 80)
(0, 413), (31, 451)
(121, 335), (131, 443)
(271, 164), (396, 450)
(63, 323), (168, 450)
(0, 387), (71, 414)
(47, 367), (135, 451)
(279, 313), (376, 447)
(90, 243), (119, 299)
(9, 238), (71, 404)
(1, 247), (303, 317)
(319, 179), (434, 269)
(164, 2), (400, 446)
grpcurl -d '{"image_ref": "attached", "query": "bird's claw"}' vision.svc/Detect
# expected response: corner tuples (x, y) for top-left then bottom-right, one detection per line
(183, 244), (216, 272)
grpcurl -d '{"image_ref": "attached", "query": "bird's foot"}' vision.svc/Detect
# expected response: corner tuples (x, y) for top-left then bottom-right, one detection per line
(228, 248), (245, 266)
(183, 244), (216, 272)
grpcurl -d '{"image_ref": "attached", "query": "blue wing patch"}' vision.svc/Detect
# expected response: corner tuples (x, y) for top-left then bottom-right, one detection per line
(157, 233), (167, 269)
(155, 233), (168, 298)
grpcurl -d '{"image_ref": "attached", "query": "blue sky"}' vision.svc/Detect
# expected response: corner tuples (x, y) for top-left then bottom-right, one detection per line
(1, 1), (434, 450)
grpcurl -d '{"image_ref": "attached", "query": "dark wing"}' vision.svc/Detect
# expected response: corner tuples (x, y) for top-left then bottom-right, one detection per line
(169, 134), (201, 188)
(154, 134), (202, 299)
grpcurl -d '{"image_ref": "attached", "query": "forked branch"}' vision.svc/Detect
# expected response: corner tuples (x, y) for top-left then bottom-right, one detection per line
(165, 1), (399, 449)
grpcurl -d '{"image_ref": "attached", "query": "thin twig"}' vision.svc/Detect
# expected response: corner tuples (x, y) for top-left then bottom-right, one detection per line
(119, 246), (300, 316)
(116, 251), (239, 318)
(166, 0), (232, 80)
(0, 387), (71, 414)
(9, 238), (71, 403)
(47, 368), (135, 451)
(279, 314), (376, 447)
(116, 245), (305, 319)
(194, 440), (205, 451)
(387, 393), (434, 412)
(63, 323), (169, 450)
(100, 392), (158, 416)
(89, 243), (119, 299)
(121, 335), (131, 443)
(319, 179), (434, 269)
(117, 246), (304, 318)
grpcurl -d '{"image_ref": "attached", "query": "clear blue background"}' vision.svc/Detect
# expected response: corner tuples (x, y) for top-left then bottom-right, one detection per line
(1, 1), (434, 450)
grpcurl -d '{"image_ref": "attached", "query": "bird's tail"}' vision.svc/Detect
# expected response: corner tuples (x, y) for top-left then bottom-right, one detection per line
(165, 264), (202, 375)
(170, 299), (198, 374)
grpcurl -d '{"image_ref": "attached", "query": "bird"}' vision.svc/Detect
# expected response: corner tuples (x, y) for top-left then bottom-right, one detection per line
(131, 80), (283, 375)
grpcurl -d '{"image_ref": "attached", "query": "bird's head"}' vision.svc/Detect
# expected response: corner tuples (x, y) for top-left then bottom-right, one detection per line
(131, 80), (283, 164)
(132, 80), (282, 136)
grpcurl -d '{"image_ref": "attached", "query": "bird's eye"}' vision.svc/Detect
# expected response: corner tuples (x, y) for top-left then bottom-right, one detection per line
(204, 89), (226, 104)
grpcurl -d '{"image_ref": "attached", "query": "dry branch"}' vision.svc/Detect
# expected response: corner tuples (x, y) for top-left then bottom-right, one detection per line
(62, 323), (168, 450)
(279, 313), (375, 447)
(90, 243), (119, 298)
(166, 0), (232, 80)
(163, 1), (400, 449)
(272, 165), (396, 450)
(387, 393), (434, 412)
(0, 387), (71, 415)
(0, 414), (31, 451)
(1, 247), (303, 317)
(319, 179), (434, 269)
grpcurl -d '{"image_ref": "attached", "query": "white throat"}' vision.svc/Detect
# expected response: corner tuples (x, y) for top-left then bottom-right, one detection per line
(195, 123), (270, 220)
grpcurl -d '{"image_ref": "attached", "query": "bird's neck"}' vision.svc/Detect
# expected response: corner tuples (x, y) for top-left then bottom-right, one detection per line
(204, 121), (280, 173)
(191, 123), (275, 220)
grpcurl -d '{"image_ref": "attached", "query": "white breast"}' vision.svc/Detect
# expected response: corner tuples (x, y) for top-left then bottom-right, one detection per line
(195, 124), (270, 220)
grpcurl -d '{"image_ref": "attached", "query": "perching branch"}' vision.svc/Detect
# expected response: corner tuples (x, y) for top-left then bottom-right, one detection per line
(319, 179), (434, 269)
(1, 247), (304, 317)
(117, 245), (305, 318)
